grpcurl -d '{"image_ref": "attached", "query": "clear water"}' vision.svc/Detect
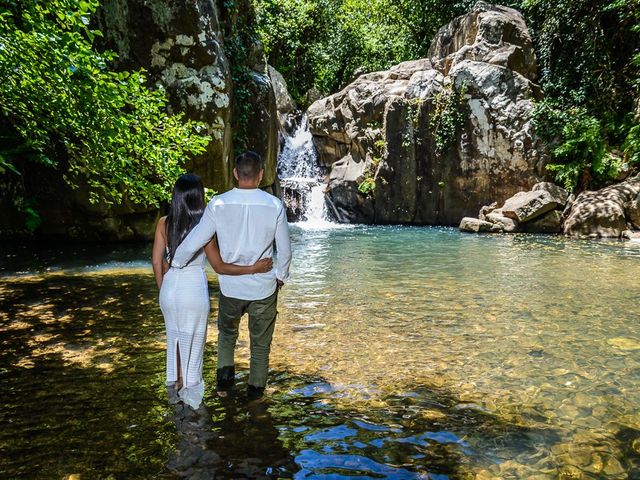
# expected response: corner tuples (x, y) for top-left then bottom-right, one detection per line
(1, 227), (640, 479)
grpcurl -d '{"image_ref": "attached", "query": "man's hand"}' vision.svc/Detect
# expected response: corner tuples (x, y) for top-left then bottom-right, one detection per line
(276, 279), (284, 290)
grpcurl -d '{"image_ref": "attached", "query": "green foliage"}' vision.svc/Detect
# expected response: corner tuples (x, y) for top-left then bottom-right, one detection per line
(254, 0), (472, 105)
(222, 0), (259, 154)
(357, 177), (375, 195)
(23, 197), (42, 232)
(624, 121), (640, 165)
(0, 0), (210, 206)
(534, 101), (628, 191)
(429, 83), (467, 155)
(204, 187), (217, 202)
(520, 0), (640, 190)
(254, 0), (338, 104)
(357, 137), (385, 196)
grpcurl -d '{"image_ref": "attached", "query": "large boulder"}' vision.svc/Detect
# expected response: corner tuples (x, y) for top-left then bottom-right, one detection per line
(532, 182), (569, 207)
(564, 176), (640, 238)
(500, 190), (558, 222)
(625, 198), (640, 229)
(485, 210), (519, 232)
(524, 210), (563, 233)
(308, 2), (547, 225)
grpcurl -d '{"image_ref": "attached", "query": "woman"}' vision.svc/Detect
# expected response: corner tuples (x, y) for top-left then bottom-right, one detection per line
(151, 174), (272, 409)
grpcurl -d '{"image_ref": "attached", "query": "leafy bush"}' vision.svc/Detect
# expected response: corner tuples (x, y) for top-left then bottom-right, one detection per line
(520, 0), (639, 189)
(533, 101), (624, 191)
(0, 0), (210, 206)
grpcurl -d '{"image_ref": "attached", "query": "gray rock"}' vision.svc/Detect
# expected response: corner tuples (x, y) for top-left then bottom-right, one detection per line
(564, 176), (640, 238)
(532, 182), (569, 207)
(624, 199), (640, 229)
(459, 217), (494, 233)
(486, 210), (519, 232)
(523, 209), (563, 233)
(501, 190), (558, 222)
(428, 1), (537, 82)
(562, 193), (576, 218)
(96, 0), (279, 193)
(268, 65), (296, 115)
(478, 202), (498, 221)
(622, 230), (640, 240)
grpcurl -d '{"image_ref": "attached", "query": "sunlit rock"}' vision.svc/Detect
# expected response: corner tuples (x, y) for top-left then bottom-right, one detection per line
(459, 216), (495, 232)
(308, 1), (547, 225)
(485, 209), (519, 232)
(532, 182), (569, 207)
(564, 175), (640, 238)
(501, 190), (558, 223)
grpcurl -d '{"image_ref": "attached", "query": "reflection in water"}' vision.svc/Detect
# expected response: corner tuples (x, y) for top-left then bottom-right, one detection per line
(1, 227), (640, 478)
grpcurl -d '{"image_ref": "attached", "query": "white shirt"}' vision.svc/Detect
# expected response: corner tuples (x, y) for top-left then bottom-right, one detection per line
(172, 188), (292, 300)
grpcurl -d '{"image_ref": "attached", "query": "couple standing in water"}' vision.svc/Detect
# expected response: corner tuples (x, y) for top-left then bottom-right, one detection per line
(151, 151), (292, 409)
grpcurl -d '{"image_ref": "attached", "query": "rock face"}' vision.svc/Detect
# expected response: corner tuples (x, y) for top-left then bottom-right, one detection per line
(97, 0), (279, 193)
(308, 2), (547, 225)
(269, 65), (297, 132)
(564, 176), (640, 238)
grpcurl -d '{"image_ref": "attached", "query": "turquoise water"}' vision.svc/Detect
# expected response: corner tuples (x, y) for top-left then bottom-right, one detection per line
(1, 226), (640, 478)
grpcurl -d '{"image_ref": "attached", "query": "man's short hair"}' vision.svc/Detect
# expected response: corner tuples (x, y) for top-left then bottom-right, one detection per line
(235, 151), (263, 180)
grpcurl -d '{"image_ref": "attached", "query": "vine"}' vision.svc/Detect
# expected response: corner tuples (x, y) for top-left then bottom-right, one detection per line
(358, 137), (386, 196)
(429, 82), (467, 155)
(221, 0), (259, 155)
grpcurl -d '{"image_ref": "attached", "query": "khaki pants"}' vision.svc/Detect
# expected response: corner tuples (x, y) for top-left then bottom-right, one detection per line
(216, 289), (278, 388)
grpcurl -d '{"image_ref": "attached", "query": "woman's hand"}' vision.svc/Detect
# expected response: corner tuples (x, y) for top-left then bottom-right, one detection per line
(252, 257), (273, 273)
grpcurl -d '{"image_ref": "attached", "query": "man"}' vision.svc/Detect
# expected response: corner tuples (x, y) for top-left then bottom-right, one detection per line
(171, 151), (292, 399)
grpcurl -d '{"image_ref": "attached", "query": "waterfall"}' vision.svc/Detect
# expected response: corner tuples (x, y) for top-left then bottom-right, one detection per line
(278, 116), (335, 228)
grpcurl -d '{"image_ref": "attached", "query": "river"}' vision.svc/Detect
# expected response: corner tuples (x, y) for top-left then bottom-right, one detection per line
(1, 226), (639, 478)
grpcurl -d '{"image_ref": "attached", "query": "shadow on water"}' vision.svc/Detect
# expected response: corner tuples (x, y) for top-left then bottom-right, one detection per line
(0, 271), (177, 478)
(0, 270), (604, 479)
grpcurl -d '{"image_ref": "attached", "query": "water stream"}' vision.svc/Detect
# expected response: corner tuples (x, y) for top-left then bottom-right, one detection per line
(2, 229), (640, 478)
(278, 116), (336, 229)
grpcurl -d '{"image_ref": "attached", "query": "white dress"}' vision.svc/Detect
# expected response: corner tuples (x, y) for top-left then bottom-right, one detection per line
(159, 248), (209, 409)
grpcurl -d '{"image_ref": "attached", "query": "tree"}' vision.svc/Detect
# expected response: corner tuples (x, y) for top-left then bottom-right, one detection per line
(0, 0), (210, 207)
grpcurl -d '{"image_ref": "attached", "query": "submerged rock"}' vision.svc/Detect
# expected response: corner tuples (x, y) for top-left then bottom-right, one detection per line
(308, 1), (547, 225)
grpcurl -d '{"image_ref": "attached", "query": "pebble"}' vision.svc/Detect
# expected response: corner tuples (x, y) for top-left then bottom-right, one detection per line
(603, 456), (625, 476)
(558, 464), (584, 479)
(607, 337), (640, 350)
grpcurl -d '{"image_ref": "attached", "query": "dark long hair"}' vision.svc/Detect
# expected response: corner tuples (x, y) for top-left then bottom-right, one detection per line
(165, 173), (205, 265)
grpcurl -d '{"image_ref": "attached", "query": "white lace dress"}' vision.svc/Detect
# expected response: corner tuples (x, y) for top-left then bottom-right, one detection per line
(159, 249), (209, 409)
